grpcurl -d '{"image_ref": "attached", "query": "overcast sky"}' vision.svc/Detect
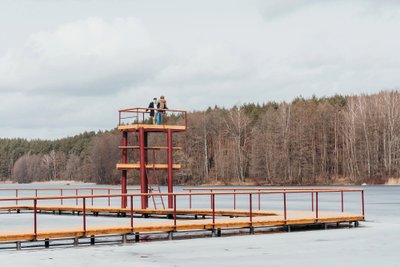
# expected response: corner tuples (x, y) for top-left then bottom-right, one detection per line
(1, 0), (400, 140)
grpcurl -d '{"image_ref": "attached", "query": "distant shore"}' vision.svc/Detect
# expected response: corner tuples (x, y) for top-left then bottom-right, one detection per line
(1, 179), (399, 186)
(0, 180), (95, 185)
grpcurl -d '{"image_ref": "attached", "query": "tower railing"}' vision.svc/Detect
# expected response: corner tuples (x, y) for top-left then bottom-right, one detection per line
(118, 108), (187, 128)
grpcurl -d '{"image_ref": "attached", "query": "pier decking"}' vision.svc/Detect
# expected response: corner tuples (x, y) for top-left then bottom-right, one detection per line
(0, 206), (363, 243)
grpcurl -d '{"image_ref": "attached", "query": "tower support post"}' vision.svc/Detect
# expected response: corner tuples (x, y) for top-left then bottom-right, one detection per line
(167, 129), (173, 208)
(139, 128), (149, 209)
(121, 131), (128, 208)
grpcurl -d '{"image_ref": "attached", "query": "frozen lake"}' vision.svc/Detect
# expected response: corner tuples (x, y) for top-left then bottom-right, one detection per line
(0, 184), (399, 266)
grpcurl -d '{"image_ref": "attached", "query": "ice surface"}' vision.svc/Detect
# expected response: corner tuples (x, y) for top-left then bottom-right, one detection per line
(0, 185), (399, 267)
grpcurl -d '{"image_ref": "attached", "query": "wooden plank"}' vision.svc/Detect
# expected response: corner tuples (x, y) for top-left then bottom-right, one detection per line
(116, 163), (181, 170)
(118, 146), (182, 150)
(118, 124), (186, 132)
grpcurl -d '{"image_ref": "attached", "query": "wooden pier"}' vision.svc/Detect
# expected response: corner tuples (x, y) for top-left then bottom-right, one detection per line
(0, 205), (363, 243)
(0, 188), (365, 248)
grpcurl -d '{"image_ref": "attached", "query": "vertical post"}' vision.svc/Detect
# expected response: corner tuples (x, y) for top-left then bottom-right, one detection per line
(15, 189), (18, 205)
(130, 196), (134, 229)
(283, 192), (287, 221)
(35, 189), (38, 197)
(33, 199), (37, 237)
(76, 189), (78, 206)
(212, 194), (215, 226)
(189, 189), (192, 209)
(173, 195), (177, 227)
(234, 189), (236, 210)
(316, 192), (319, 219)
(91, 189), (94, 206)
(167, 129), (173, 209)
(83, 197), (87, 234)
(60, 189), (63, 205)
(249, 193), (253, 224)
(311, 192), (314, 212)
(139, 128), (148, 209)
(108, 189), (111, 207)
(210, 189), (213, 209)
(341, 191), (344, 212)
(121, 131), (128, 208)
(361, 190), (365, 217)
(258, 190), (261, 210)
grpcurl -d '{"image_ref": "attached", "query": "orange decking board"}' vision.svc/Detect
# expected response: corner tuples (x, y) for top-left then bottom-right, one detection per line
(116, 163), (181, 170)
(1, 205), (280, 217)
(118, 124), (186, 132)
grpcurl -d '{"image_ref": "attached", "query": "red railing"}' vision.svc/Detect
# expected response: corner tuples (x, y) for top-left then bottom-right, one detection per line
(0, 187), (139, 206)
(118, 107), (187, 128)
(0, 188), (365, 239)
(184, 187), (365, 219)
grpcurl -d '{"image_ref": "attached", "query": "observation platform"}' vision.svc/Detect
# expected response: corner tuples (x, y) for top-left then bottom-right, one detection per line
(118, 107), (187, 132)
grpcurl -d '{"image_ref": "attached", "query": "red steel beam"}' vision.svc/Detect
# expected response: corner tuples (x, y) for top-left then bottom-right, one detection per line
(121, 131), (128, 208)
(167, 128), (173, 209)
(139, 128), (148, 209)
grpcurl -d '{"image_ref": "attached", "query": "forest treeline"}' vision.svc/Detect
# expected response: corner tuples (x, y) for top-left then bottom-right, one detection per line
(1, 91), (400, 185)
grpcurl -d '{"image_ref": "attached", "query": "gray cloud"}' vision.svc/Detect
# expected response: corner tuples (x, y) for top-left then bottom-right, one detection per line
(1, 1), (400, 139)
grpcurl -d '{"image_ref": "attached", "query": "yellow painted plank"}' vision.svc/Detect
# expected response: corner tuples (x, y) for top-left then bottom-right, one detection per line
(118, 124), (186, 132)
(116, 163), (181, 170)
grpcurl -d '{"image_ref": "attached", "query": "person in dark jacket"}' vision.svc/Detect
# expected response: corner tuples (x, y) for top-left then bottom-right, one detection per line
(147, 97), (158, 124)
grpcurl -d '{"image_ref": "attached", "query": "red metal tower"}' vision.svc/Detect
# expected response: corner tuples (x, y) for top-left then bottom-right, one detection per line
(117, 108), (187, 209)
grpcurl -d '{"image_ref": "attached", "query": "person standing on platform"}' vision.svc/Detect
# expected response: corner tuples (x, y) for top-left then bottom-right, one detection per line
(157, 95), (168, 125)
(147, 97), (158, 124)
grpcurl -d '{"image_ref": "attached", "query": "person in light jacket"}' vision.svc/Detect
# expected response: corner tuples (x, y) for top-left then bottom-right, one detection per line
(157, 96), (168, 125)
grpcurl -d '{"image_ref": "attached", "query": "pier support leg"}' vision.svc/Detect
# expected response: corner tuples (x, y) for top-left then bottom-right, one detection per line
(45, 239), (50, 248)
(73, 237), (79, 247)
(90, 235), (95, 245)
(211, 229), (216, 237)
(286, 225), (291, 232)
(16, 241), (21, 250)
(249, 227), (255, 235)
(217, 228), (222, 237)
(168, 231), (173, 240)
(122, 234), (127, 244)
(354, 221), (359, 227)
(135, 232), (140, 242)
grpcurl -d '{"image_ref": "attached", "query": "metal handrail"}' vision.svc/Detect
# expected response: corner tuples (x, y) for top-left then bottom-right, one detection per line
(118, 107), (187, 128)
